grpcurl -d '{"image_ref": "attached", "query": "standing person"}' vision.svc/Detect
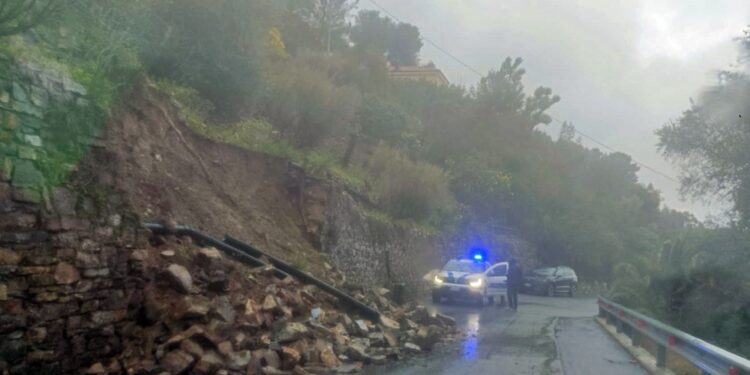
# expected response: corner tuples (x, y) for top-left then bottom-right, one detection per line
(507, 258), (523, 310)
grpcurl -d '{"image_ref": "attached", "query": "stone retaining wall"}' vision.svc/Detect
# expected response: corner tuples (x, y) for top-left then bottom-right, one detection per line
(0, 56), (146, 373)
(319, 190), (441, 297)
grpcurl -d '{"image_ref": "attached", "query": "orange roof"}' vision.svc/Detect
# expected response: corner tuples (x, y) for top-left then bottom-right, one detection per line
(389, 65), (450, 86)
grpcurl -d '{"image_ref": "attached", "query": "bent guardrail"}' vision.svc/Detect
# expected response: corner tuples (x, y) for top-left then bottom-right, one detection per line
(144, 222), (381, 320)
(598, 296), (750, 375)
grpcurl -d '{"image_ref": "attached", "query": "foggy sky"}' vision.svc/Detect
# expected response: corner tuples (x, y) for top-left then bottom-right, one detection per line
(361, 0), (750, 220)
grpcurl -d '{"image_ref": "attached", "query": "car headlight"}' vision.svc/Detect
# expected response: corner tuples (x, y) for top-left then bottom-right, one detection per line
(434, 275), (444, 285)
(469, 278), (483, 288)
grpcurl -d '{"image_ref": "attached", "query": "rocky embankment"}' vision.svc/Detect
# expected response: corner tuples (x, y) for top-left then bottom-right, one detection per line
(100, 233), (458, 374)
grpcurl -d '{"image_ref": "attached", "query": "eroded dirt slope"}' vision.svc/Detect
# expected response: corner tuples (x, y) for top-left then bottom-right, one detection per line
(95, 84), (329, 274)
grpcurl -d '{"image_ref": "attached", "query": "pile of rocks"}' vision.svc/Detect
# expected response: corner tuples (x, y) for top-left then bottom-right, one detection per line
(90, 235), (457, 374)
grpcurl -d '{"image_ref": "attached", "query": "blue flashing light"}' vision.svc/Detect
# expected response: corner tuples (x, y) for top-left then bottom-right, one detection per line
(470, 248), (487, 263)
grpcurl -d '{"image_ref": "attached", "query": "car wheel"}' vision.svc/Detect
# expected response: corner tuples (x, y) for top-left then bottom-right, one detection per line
(568, 283), (576, 297)
(431, 290), (441, 304)
(547, 283), (555, 297)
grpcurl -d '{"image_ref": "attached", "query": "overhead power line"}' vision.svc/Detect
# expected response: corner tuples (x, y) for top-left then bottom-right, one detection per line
(556, 120), (680, 183)
(365, 0), (680, 184)
(367, 0), (484, 77)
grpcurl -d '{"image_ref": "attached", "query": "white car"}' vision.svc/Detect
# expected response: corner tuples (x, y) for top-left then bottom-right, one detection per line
(431, 258), (509, 307)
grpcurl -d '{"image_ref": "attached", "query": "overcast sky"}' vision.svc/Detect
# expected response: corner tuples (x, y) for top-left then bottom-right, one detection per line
(360, 0), (750, 220)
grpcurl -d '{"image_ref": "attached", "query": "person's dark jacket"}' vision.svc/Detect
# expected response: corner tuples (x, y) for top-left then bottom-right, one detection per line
(507, 264), (523, 288)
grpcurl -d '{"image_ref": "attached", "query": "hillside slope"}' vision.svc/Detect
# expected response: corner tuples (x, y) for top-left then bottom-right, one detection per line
(94, 84), (334, 276)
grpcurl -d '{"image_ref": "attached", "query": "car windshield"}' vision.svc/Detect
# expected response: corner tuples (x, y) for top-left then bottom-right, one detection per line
(533, 268), (557, 276)
(444, 260), (485, 273)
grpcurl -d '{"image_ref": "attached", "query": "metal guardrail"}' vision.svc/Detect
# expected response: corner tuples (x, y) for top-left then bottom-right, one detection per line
(598, 297), (750, 375)
(144, 222), (381, 320)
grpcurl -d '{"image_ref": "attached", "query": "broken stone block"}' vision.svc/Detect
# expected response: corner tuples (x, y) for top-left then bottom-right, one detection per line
(383, 331), (398, 348)
(211, 296), (236, 324)
(414, 325), (441, 351)
(378, 315), (400, 331)
(194, 351), (224, 374)
(320, 347), (340, 368)
(197, 247), (222, 266)
(262, 294), (279, 311)
(281, 346), (301, 370)
(275, 322), (309, 344)
(181, 296), (211, 319)
(164, 264), (192, 294)
(85, 362), (106, 374)
(228, 349), (252, 369)
(344, 341), (370, 363)
(335, 362), (363, 374)
(161, 350), (195, 374)
(433, 313), (456, 327)
(262, 349), (281, 369)
(180, 339), (204, 358)
(403, 342), (421, 354)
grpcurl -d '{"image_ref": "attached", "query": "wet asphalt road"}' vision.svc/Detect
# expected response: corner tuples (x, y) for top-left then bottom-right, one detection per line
(365, 294), (648, 375)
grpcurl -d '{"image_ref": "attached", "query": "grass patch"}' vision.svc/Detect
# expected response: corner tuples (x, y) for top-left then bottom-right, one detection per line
(157, 79), (369, 192)
(362, 207), (441, 235)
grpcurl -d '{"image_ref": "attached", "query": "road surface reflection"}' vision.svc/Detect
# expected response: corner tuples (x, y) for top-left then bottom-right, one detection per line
(462, 313), (480, 360)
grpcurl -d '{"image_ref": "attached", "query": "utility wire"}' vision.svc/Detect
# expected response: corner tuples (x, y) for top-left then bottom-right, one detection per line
(554, 118), (680, 183)
(367, 0), (484, 77)
(365, 0), (680, 184)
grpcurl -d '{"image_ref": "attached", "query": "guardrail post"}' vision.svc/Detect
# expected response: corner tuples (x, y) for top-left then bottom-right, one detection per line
(631, 329), (640, 347)
(656, 344), (667, 368)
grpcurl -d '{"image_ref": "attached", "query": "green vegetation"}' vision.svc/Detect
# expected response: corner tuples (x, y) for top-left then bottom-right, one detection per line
(601, 29), (750, 357)
(8, 1), (750, 356)
(1, 0), (689, 271)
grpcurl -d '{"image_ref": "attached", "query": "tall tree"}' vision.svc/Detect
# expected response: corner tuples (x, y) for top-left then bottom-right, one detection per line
(350, 10), (422, 66)
(476, 57), (560, 129)
(140, 0), (276, 117)
(294, 0), (358, 51)
(657, 31), (750, 225)
(387, 22), (422, 66)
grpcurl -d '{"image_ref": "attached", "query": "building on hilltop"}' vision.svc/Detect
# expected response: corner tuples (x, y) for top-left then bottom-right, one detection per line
(388, 62), (450, 86)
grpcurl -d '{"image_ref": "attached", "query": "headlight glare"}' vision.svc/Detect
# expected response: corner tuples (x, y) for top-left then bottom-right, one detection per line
(469, 278), (483, 288)
(434, 275), (443, 285)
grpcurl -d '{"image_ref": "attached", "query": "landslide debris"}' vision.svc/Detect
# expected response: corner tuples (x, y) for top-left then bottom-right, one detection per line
(99, 233), (457, 374)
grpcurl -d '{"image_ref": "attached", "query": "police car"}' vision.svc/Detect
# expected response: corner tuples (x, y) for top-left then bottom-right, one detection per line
(431, 252), (509, 307)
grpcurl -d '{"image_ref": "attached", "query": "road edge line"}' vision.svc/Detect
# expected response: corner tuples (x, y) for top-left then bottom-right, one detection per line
(595, 317), (674, 375)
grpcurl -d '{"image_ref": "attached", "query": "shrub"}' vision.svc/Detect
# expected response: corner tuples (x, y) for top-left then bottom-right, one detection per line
(366, 145), (457, 225)
(139, 0), (277, 118)
(262, 56), (361, 148)
(357, 94), (411, 144)
(152, 80), (214, 127)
